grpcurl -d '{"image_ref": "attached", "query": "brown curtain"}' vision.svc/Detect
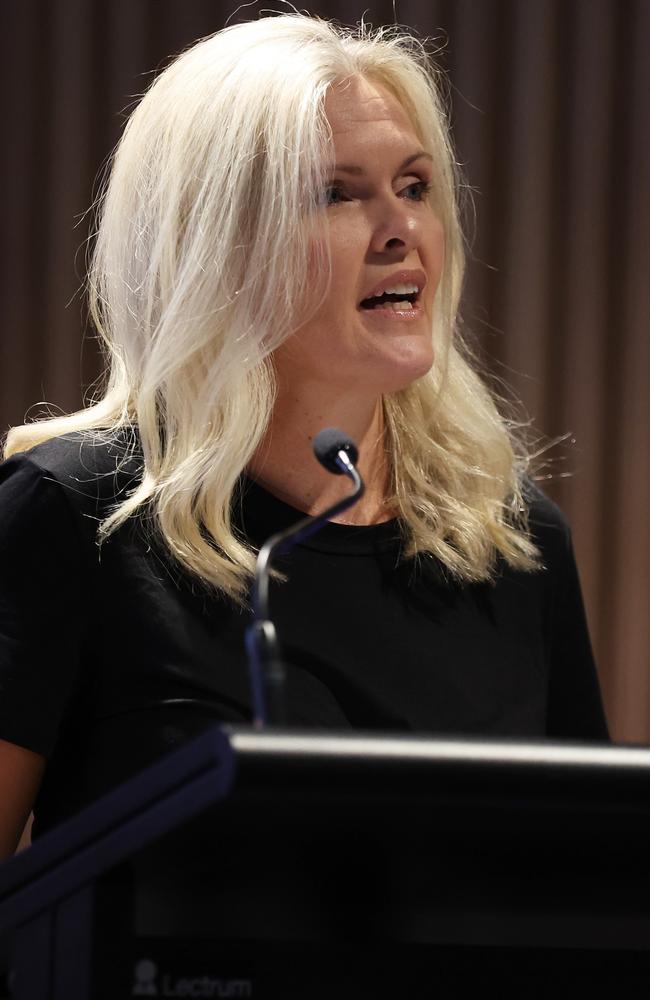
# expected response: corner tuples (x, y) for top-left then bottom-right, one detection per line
(1, 0), (648, 741)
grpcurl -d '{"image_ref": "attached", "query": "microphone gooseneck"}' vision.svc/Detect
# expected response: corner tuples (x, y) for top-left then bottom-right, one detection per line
(246, 428), (365, 728)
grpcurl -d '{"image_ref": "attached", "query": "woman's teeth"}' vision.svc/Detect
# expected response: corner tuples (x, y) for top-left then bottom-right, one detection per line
(368, 300), (414, 311)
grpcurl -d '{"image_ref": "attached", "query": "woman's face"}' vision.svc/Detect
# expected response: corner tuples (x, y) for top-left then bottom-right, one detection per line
(274, 75), (445, 398)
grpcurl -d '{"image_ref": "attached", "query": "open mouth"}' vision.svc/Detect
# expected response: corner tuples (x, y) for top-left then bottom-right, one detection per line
(359, 290), (420, 312)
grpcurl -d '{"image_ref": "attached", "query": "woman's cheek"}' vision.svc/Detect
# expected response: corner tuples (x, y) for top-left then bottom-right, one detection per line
(307, 235), (329, 275)
(302, 237), (335, 313)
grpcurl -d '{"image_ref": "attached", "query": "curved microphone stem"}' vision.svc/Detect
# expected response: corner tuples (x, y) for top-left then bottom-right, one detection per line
(247, 450), (364, 728)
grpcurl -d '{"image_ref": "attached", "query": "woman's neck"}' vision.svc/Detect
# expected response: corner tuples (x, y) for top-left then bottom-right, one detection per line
(247, 392), (395, 525)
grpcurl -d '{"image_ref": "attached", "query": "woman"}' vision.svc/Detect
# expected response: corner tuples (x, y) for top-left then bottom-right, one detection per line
(0, 13), (608, 857)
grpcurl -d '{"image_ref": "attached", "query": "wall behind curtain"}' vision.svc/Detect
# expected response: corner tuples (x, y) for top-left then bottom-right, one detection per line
(1, 0), (648, 742)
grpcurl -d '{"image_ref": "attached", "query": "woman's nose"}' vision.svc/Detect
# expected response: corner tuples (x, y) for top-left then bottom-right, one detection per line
(367, 197), (423, 254)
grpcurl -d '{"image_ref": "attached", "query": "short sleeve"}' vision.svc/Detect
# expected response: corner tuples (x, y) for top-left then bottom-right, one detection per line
(544, 521), (610, 741)
(0, 454), (89, 756)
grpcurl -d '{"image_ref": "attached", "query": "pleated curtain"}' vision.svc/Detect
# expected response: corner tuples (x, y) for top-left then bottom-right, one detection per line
(1, 0), (648, 741)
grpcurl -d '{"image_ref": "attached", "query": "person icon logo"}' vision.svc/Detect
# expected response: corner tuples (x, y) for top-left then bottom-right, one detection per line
(132, 958), (158, 996)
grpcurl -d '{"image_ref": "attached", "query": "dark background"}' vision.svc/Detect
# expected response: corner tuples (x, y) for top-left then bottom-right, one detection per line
(1, 0), (648, 741)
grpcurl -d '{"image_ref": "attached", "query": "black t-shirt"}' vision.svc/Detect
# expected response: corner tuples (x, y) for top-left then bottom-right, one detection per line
(0, 432), (609, 837)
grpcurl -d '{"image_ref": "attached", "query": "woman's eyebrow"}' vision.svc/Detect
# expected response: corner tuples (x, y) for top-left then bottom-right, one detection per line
(332, 151), (433, 175)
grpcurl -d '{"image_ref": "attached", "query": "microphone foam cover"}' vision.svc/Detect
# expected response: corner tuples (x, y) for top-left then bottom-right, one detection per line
(313, 427), (359, 475)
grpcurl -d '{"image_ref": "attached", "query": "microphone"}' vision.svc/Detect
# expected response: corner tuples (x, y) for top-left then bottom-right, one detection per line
(245, 428), (365, 728)
(312, 427), (359, 476)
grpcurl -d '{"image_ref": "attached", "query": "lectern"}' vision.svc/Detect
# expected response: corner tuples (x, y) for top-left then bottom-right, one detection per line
(1, 727), (650, 998)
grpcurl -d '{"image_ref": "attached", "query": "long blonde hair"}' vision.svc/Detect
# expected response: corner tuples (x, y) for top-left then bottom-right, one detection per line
(5, 12), (539, 602)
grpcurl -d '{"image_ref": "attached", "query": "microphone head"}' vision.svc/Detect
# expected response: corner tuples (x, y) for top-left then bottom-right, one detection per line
(313, 427), (359, 475)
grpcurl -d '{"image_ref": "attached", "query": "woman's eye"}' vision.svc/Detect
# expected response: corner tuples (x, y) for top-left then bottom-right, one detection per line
(323, 179), (431, 207)
(324, 185), (345, 206)
(403, 180), (432, 201)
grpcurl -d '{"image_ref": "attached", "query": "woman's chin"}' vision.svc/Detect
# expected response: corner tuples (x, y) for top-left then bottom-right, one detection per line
(371, 341), (434, 393)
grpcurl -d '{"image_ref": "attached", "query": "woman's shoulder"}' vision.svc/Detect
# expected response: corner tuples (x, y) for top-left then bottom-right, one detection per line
(520, 477), (575, 571)
(523, 478), (570, 531)
(1, 428), (144, 520)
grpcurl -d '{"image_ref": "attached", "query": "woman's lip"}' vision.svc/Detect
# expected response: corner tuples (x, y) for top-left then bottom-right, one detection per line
(358, 301), (423, 320)
(360, 268), (428, 303)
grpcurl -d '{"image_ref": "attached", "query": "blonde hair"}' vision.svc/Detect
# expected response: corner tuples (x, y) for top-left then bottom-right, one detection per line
(5, 12), (539, 602)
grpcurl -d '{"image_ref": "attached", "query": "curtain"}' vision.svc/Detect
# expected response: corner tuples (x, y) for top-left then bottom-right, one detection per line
(1, 0), (648, 740)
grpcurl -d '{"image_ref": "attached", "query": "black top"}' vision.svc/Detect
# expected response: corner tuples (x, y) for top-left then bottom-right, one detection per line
(0, 433), (609, 837)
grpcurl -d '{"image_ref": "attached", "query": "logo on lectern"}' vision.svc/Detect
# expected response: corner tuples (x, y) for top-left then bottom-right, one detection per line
(132, 958), (158, 995)
(131, 958), (252, 997)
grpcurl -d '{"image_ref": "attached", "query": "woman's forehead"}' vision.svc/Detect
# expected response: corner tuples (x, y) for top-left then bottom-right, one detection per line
(324, 76), (415, 134)
(322, 80), (423, 176)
